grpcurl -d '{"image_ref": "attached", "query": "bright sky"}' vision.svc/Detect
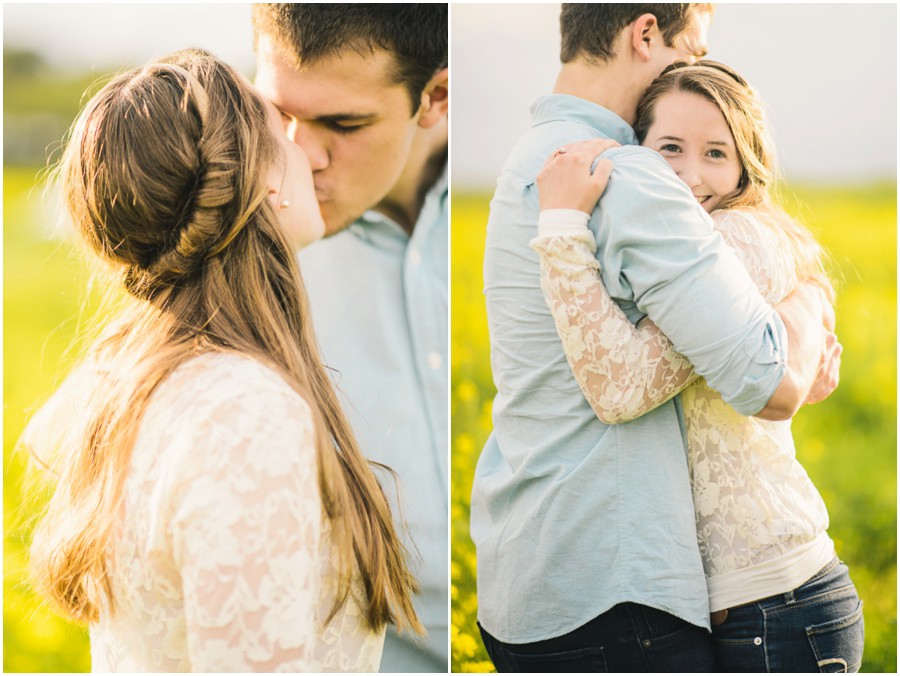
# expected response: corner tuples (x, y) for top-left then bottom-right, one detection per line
(452, 3), (897, 187)
(3, 4), (256, 75)
(4, 3), (897, 186)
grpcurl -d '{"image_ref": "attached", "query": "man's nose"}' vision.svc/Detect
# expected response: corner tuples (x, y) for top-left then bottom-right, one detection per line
(286, 122), (329, 171)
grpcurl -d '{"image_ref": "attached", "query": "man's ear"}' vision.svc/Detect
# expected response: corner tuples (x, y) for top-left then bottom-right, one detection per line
(417, 67), (449, 129)
(631, 14), (659, 63)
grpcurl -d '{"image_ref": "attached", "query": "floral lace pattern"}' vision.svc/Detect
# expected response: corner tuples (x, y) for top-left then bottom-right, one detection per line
(89, 352), (384, 672)
(531, 229), (697, 424)
(532, 209), (829, 578)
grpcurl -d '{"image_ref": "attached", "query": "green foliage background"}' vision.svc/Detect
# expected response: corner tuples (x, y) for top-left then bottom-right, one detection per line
(450, 185), (897, 673)
(5, 166), (95, 672)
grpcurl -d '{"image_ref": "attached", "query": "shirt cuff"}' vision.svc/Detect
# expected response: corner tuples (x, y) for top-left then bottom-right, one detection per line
(537, 209), (592, 239)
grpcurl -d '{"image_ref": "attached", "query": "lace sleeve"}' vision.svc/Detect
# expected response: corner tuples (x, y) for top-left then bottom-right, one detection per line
(169, 364), (323, 672)
(531, 214), (697, 424)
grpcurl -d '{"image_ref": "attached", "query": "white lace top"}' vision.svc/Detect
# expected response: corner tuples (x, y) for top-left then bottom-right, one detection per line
(87, 352), (384, 672)
(531, 208), (833, 611)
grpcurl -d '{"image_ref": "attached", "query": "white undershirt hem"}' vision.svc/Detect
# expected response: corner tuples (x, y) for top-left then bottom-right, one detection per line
(707, 532), (836, 612)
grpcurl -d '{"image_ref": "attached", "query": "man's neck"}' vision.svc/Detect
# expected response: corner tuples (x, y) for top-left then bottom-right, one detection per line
(553, 59), (645, 127)
(373, 119), (448, 236)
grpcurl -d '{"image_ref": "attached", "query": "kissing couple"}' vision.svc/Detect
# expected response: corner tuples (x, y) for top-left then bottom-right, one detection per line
(24, 4), (448, 673)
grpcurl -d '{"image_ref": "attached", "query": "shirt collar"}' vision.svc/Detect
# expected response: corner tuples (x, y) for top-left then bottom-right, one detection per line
(530, 94), (638, 146)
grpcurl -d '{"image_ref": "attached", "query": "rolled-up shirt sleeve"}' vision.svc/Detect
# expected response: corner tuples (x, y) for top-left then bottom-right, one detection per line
(592, 146), (787, 416)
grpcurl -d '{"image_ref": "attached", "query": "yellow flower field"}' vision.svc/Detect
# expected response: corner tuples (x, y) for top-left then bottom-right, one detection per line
(450, 184), (897, 673)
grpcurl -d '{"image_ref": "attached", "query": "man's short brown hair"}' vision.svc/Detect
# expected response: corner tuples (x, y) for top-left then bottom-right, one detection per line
(252, 3), (447, 114)
(560, 4), (712, 64)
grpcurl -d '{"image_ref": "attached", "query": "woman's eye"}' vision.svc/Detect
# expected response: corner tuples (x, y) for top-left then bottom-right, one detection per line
(659, 144), (681, 153)
(707, 148), (726, 159)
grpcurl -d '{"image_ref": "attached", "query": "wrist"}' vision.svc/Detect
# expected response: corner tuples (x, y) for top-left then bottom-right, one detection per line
(537, 209), (591, 238)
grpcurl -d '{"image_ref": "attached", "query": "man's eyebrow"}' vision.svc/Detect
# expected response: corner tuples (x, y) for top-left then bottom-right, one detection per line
(314, 113), (378, 124)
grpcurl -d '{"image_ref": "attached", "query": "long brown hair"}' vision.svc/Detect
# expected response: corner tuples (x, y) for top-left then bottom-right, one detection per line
(634, 60), (833, 296)
(28, 48), (422, 635)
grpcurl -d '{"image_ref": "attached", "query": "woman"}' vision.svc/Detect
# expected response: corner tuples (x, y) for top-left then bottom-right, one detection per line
(531, 61), (863, 672)
(27, 48), (421, 672)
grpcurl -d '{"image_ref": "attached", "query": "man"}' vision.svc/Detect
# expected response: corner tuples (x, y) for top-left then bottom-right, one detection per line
(470, 4), (837, 672)
(252, 5), (448, 673)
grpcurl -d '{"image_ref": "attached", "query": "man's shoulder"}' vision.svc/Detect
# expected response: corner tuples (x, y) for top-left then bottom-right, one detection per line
(600, 145), (698, 210)
(503, 118), (610, 184)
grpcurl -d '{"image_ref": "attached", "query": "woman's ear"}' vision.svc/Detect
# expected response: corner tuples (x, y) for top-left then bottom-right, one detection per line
(631, 14), (659, 63)
(417, 67), (449, 129)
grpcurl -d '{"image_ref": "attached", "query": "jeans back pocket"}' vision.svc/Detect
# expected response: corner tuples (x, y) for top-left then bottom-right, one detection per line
(805, 599), (865, 672)
(506, 646), (607, 673)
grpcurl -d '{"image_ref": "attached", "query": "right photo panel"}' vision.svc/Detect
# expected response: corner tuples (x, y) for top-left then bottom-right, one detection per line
(451, 3), (897, 673)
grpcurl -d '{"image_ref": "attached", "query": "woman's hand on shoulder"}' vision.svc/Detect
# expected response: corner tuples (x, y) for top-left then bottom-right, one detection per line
(537, 138), (619, 213)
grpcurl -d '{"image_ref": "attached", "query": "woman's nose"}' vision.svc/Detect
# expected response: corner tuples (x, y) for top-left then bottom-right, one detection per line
(677, 162), (702, 188)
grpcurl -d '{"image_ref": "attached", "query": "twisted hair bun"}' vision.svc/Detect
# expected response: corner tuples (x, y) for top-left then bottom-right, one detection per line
(62, 51), (276, 300)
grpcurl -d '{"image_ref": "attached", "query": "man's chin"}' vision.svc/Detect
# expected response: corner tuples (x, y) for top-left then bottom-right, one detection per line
(320, 206), (361, 238)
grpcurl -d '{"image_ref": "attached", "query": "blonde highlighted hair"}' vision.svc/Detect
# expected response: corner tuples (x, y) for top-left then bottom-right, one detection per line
(634, 60), (834, 297)
(28, 48), (422, 635)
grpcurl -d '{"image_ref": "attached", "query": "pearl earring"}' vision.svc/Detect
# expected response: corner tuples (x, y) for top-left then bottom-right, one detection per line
(268, 187), (289, 209)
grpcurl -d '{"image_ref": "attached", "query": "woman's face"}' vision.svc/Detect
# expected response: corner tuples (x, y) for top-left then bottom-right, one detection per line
(641, 90), (742, 213)
(261, 93), (326, 249)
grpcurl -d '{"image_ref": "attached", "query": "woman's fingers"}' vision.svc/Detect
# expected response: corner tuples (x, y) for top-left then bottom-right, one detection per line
(806, 331), (842, 405)
(537, 139), (618, 213)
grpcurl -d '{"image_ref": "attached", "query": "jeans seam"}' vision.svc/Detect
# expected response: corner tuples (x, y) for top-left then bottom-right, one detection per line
(625, 604), (652, 669)
(804, 556), (841, 583)
(764, 585), (858, 617)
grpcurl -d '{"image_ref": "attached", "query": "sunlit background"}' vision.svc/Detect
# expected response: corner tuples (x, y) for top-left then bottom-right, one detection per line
(4, 4), (254, 672)
(450, 3), (896, 673)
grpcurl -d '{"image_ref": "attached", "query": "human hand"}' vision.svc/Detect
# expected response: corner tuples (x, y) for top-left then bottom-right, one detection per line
(536, 138), (619, 213)
(806, 330), (842, 405)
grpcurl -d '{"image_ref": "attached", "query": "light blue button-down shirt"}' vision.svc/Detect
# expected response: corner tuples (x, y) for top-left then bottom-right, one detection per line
(298, 167), (448, 672)
(471, 95), (788, 643)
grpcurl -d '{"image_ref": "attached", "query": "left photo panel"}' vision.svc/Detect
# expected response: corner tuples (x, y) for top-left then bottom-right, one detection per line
(4, 4), (448, 673)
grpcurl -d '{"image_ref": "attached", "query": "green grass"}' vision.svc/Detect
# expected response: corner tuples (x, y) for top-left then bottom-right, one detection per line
(450, 183), (897, 673)
(4, 166), (95, 672)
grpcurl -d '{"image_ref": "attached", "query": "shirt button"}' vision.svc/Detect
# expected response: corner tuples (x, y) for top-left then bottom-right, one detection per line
(427, 352), (442, 370)
(754, 637), (762, 646)
(409, 247), (421, 265)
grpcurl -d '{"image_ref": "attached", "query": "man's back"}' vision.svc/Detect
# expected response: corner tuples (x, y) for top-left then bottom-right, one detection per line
(472, 95), (709, 643)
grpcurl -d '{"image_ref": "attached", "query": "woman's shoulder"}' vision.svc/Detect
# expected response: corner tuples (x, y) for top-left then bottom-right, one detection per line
(711, 207), (797, 247)
(711, 207), (761, 227)
(143, 352), (317, 466)
(162, 352), (310, 415)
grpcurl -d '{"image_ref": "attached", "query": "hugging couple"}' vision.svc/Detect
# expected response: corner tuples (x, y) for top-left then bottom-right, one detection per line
(471, 4), (864, 673)
(24, 4), (447, 673)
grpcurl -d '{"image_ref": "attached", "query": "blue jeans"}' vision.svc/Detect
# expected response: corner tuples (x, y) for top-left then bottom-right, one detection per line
(478, 602), (716, 672)
(711, 557), (864, 672)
